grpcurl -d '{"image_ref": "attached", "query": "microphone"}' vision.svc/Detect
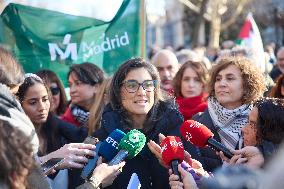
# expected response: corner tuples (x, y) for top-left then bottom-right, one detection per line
(81, 129), (126, 179)
(180, 120), (233, 159)
(108, 129), (146, 166)
(99, 129), (126, 162)
(160, 136), (184, 181)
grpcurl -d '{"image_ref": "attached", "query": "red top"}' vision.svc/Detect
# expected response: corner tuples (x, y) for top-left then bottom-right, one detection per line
(61, 107), (80, 127)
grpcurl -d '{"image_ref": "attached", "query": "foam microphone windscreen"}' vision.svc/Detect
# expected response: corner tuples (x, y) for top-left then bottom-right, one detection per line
(180, 120), (213, 148)
(118, 129), (146, 159)
(99, 129), (126, 162)
(160, 136), (184, 166)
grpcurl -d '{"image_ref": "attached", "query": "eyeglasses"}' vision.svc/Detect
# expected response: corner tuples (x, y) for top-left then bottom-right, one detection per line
(122, 80), (156, 93)
(50, 86), (60, 96)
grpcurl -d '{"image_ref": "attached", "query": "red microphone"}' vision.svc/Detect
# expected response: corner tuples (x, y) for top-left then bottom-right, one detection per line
(160, 136), (184, 180)
(180, 120), (233, 159)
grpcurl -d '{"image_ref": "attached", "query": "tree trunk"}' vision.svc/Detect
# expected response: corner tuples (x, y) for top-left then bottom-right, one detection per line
(209, 0), (221, 48)
(191, 0), (209, 47)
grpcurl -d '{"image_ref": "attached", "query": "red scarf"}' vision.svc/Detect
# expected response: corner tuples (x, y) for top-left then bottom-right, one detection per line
(176, 93), (208, 120)
(61, 107), (80, 127)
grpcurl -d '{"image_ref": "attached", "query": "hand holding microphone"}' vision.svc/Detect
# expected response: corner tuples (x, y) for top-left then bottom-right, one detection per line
(91, 157), (126, 188)
(81, 129), (126, 180)
(219, 146), (264, 169)
(147, 133), (171, 168)
(43, 143), (96, 170)
(148, 133), (193, 168)
(180, 120), (234, 159)
(169, 164), (199, 189)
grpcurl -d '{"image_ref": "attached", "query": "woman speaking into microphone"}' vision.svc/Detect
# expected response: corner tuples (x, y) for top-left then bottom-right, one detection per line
(92, 58), (198, 189)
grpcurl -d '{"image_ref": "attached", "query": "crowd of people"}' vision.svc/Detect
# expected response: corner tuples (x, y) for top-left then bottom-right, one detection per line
(1, 41), (284, 189)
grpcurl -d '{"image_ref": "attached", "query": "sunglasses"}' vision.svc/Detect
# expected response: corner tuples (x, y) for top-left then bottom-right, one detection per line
(50, 86), (60, 96)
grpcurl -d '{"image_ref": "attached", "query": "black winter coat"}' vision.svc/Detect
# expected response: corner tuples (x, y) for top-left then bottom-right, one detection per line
(43, 114), (88, 189)
(192, 109), (223, 172)
(269, 66), (282, 81)
(92, 101), (199, 189)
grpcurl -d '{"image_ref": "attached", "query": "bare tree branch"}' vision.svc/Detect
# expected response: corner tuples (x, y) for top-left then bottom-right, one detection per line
(178, 0), (212, 21)
(221, 0), (249, 30)
(192, 0), (210, 46)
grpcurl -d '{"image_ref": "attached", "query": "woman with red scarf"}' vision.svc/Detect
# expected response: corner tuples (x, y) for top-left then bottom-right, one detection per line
(173, 61), (209, 120)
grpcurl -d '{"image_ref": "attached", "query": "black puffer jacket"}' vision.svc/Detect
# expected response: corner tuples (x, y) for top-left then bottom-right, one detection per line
(92, 101), (199, 189)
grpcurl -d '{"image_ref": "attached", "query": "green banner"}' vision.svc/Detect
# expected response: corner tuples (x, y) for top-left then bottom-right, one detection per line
(0, 0), (143, 85)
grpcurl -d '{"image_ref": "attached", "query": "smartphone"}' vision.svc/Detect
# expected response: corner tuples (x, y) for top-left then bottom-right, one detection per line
(81, 142), (102, 180)
(81, 136), (101, 180)
(41, 158), (64, 175)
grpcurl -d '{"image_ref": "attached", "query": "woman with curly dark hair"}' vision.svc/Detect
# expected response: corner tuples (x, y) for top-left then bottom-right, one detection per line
(193, 56), (266, 172)
(0, 120), (34, 189)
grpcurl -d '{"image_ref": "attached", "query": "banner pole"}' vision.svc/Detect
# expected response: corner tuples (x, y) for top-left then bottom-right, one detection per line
(140, 0), (146, 58)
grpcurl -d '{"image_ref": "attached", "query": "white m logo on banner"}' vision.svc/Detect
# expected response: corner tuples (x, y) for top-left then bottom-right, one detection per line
(48, 34), (78, 61)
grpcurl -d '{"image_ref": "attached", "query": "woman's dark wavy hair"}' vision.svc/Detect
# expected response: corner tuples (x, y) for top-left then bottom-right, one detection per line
(68, 62), (105, 86)
(16, 74), (50, 103)
(0, 120), (34, 189)
(254, 97), (284, 145)
(109, 57), (164, 132)
(36, 69), (68, 115)
(269, 74), (284, 98)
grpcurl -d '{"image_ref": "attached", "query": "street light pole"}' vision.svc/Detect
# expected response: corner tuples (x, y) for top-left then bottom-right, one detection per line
(274, 8), (280, 48)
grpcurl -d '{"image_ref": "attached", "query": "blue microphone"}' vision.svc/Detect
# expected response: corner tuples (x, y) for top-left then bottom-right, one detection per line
(99, 129), (126, 161)
(81, 129), (126, 180)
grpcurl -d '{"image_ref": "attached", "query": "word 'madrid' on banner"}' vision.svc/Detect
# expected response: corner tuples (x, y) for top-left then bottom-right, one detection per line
(0, 0), (144, 85)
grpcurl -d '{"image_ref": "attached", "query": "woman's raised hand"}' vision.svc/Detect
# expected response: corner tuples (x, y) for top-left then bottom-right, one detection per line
(41, 143), (96, 169)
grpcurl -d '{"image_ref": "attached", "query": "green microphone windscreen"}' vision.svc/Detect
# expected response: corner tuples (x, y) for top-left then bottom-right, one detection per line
(118, 129), (146, 159)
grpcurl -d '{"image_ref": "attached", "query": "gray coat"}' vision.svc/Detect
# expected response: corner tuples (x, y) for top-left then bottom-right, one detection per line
(0, 84), (51, 189)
